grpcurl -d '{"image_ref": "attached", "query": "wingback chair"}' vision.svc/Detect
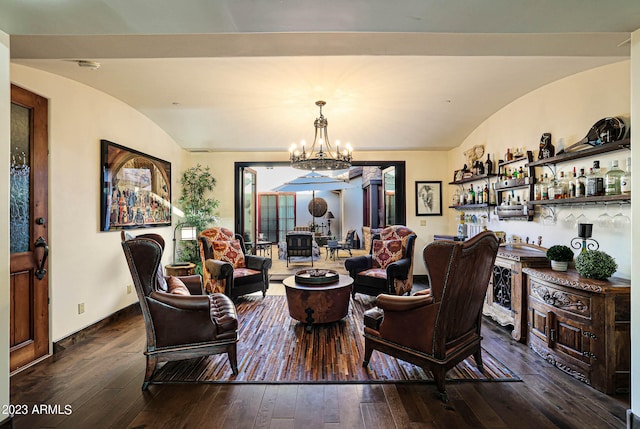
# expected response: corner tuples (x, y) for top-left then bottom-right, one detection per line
(362, 231), (500, 402)
(121, 231), (238, 390)
(345, 225), (417, 297)
(199, 226), (271, 300)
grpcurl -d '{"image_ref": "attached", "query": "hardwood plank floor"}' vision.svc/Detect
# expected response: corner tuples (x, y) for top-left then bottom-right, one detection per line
(8, 295), (629, 429)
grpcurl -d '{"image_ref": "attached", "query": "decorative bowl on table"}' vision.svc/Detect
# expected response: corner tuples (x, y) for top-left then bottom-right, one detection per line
(294, 269), (339, 285)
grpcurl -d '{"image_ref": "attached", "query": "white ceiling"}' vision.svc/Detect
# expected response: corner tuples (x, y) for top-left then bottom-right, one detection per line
(2, 1), (639, 153)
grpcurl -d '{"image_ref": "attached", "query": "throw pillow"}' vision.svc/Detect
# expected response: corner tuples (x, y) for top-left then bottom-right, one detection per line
(212, 239), (246, 268)
(167, 276), (191, 295)
(372, 239), (403, 269)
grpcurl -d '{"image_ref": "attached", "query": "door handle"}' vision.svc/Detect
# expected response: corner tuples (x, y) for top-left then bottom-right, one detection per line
(34, 236), (49, 280)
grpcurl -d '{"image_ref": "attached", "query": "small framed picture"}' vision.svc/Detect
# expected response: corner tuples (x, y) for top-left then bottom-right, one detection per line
(415, 181), (442, 216)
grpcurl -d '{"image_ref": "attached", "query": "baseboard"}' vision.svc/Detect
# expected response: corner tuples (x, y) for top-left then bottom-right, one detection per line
(53, 303), (141, 354)
(628, 410), (640, 429)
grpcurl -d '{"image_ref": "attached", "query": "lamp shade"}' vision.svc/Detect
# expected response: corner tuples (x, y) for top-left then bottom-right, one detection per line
(180, 226), (197, 241)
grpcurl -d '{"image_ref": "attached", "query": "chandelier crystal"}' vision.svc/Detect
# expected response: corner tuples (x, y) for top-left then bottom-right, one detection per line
(289, 100), (353, 170)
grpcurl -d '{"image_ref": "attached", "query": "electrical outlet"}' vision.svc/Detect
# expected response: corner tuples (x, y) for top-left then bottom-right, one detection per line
(420, 220), (426, 226)
(127, 284), (132, 294)
(78, 303), (85, 314)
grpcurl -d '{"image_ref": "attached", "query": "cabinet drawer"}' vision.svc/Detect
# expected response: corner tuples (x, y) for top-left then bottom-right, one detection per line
(529, 278), (591, 318)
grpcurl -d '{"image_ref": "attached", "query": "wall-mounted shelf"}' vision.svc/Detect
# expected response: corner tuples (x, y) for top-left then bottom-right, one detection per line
(496, 150), (535, 221)
(448, 173), (496, 186)
(497, 155), (528, 168)
(449, 203), (496, 210)
(526, 138), (630, 168)
(496, 205), (531, 219)
(529, 194), (630, 206)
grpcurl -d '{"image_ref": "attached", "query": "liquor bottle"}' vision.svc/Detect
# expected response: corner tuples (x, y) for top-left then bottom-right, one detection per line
(457, 212), (467, 240)
(621, 157), (631, 195)
(547, 175), (557, 200)
(557, 171), (568, 199)
(452, 188), (460, 206)
(541, 174), (549, 200)
(490, 183), (497, 205)
(587, 161), (605, 196)
(576, 168), (586, 198)
(482, 184), (489, 204)
(485, 154), (493, 175)
(534, 176), (542, 200)
(505, 148), (513, 162)
(586, 167), (596, 197)
(476, 186), (483, 204)
(569, 167), (577, 198)
(468, 186), (475, 205)
(605, 160), (624, 196)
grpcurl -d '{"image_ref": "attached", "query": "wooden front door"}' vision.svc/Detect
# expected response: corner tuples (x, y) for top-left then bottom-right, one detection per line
(10, 84), (50, 372)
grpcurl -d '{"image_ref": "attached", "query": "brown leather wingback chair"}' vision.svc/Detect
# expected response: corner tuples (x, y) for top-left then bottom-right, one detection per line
(345, 225), (417, 297)
(121, 231), (238, 390)
(199, 226), (271, 300)
(362, 231), (499, 402)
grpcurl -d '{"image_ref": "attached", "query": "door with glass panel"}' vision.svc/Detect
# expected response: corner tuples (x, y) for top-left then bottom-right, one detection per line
(277, 193), (295, 242)
(258, 192), (295, 243)
(239, 167), (257, 249)
(10, 84), (50, 372)
(382, 166), (396, 226)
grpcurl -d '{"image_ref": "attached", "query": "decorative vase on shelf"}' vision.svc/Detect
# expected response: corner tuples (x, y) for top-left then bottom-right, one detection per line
(550, 260), (568, 272)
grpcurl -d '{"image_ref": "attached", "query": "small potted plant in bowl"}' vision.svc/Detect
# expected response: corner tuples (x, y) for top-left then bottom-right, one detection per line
(546, 245), (574, 271)
(575, 250), (617, 280)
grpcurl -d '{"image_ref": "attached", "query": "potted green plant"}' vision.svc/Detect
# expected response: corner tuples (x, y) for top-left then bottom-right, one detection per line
(546, 245), (574, 271)
(575, 250), (617, 280)
(176, 164), (220, 273)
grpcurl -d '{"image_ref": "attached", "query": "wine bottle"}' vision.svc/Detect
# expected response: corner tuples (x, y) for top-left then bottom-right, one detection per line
(621, 157), (631, 195)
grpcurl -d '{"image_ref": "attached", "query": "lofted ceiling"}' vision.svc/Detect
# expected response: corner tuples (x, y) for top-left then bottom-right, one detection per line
(1, 1), (639, 153)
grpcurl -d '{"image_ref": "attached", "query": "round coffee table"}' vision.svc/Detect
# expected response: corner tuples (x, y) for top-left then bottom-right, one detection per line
(283, 274), (353, 332)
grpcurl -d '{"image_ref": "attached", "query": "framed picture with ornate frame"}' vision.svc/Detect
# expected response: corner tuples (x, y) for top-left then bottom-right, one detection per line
(100, 139), (172, 231)
(415, 181), (442, 216)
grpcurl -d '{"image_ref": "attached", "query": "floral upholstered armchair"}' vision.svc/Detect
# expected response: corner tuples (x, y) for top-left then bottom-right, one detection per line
(345, 225), (417, 297)
(199, 227), (271, 300)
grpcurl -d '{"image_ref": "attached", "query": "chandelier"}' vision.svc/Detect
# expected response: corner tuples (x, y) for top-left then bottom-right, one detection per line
(289, 100), (353, 170)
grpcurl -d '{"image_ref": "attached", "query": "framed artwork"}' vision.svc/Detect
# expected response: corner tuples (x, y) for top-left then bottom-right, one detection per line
(100, 139), (171, 231)
(415, 181), (442, 216)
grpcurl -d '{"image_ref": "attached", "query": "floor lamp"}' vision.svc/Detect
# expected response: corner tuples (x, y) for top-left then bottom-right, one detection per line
(172, 223), (197, 265)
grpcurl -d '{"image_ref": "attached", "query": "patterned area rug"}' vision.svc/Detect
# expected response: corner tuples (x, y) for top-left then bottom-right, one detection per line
(151, 295), (520, 384)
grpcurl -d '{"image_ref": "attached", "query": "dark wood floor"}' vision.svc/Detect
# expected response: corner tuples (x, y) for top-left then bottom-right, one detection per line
(9, 295), (630, 429)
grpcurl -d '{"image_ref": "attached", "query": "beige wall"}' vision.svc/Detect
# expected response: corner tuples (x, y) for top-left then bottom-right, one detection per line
(10, 64), (190, 342)
(0, 29), (10, 421)
(448, 61), (632, 278)
(188, 149), (450, 275)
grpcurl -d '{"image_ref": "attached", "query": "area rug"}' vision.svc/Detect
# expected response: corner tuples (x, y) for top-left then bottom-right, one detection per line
(269, 246), (369, 281)
(151, 295), (520, 384)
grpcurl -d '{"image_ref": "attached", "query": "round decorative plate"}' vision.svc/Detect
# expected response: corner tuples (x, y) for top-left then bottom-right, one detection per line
(295, 269), (339, 285)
